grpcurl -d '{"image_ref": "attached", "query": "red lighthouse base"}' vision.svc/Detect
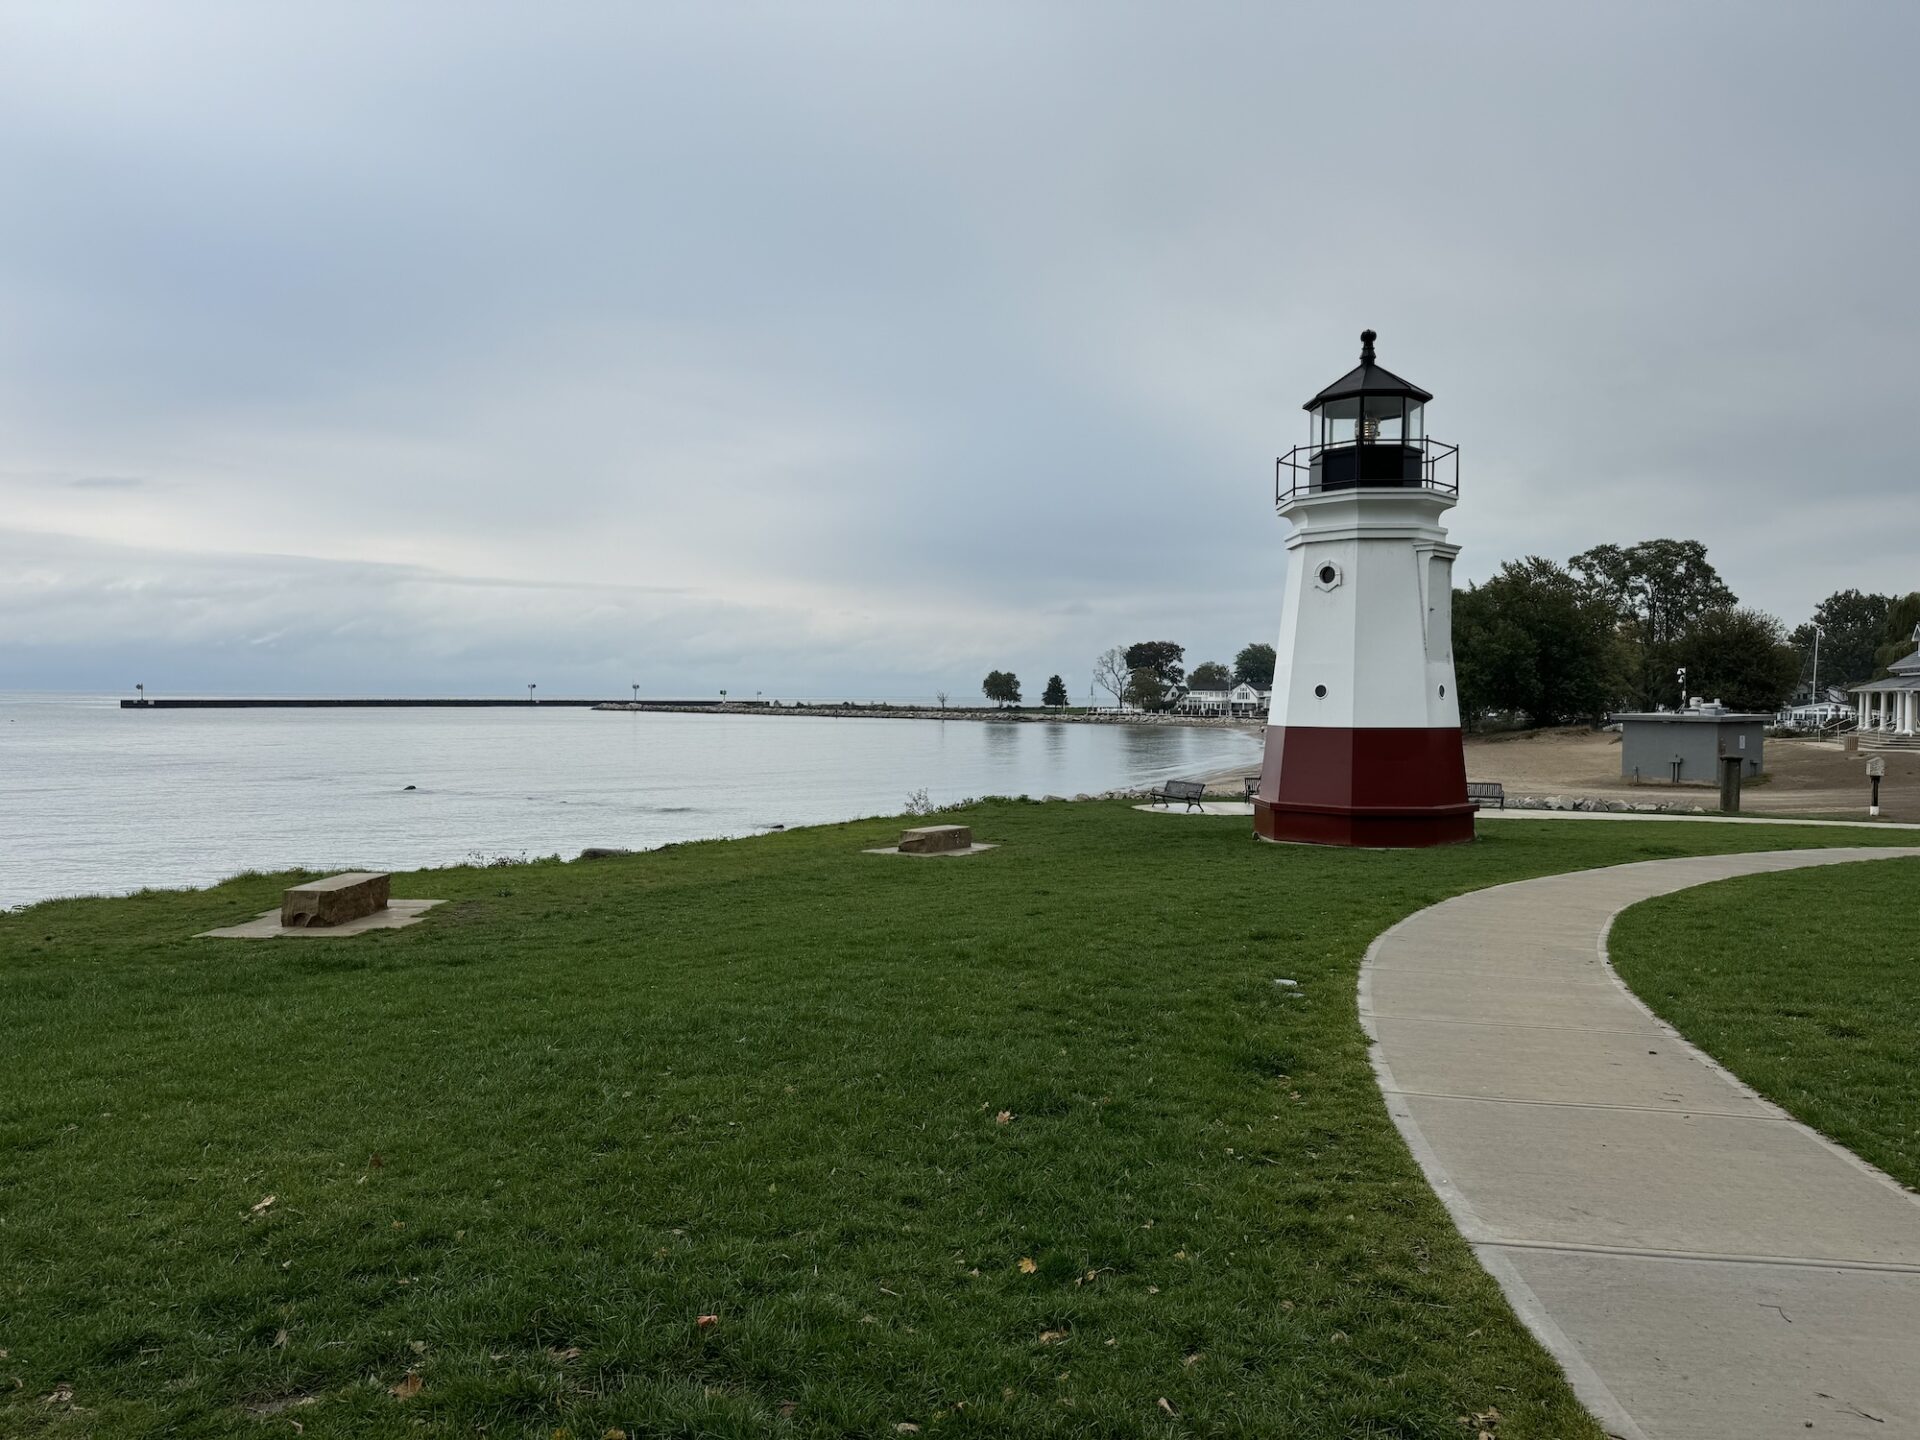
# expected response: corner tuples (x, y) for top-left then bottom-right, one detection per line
(1252, 725), (1476, 848)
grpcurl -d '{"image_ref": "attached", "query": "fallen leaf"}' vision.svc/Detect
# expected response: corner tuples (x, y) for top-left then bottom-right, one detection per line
(250, 1195), (277, 1216)
(272, 1329), (289, 1349)
(370, 1154), (384, 1168)
(1018, 1257), (1038, 1275)
(1157, 1397), (1176, 1416)
(896, 1426), (920, 1435)
(604, 1431), (628, 1439)
(549, 1346), (582, 1363)
(1330, 1330), (1349, 1344)
(1104, 1338), (1117, 1347)
(1146, 1285), (1160, 1295)
(777, 1401), (797, 1418)
(1184, 1352), (1202, 1368)
(995, 1110), (1013, 1125)
(409, 1340), (427, 1355)
(1038, 1330), (1067, 1344)
(696, 1315), (719, 1331)
(389, 1372), (422, 1401)
(44, 1382), (74, 1404)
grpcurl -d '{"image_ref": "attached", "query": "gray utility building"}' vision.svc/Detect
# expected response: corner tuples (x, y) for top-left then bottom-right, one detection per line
(1613, 701), (1768, 784)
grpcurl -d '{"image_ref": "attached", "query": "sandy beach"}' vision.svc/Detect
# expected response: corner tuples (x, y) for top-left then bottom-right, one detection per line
(1190, 726), (1918, 823)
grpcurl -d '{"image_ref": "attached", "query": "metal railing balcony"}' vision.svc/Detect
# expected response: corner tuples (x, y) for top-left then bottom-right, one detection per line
(1275, 437), (1459, 505)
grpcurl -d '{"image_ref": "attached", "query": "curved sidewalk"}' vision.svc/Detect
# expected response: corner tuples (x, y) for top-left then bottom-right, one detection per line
(1360, 847), (1920, 1440)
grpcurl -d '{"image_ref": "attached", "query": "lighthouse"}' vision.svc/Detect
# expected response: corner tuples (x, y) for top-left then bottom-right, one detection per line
(1252, 330), (1474, 847)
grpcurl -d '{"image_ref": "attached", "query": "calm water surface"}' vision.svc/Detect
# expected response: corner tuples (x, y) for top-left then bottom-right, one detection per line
(1, 696), (1258, 908)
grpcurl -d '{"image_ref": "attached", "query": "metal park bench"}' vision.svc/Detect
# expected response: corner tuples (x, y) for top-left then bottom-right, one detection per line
(1149, 778), (1208, 811)
(1466, 781), (1505, 809)
(1243, 774), (1261, 800)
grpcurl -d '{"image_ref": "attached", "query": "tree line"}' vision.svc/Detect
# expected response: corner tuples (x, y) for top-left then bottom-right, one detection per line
(979, 642), (1278, 712)
(1454, 537), (1919, 728)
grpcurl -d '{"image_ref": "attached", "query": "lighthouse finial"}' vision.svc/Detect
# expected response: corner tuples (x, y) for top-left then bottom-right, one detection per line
(1360, 329), (1377, 364)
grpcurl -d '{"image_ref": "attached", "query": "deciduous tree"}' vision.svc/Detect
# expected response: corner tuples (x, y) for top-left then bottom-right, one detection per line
(1672, 608), (1801, 713)
(1453, 558), (1615, 728)
(1124, 667), (1170, 711)
(1188, 661), (1230, 690)
(1093, 647), (1132, 708)
(1233, 643), (1276, 689)
(1123, 641), (1185, 688)
(1569, 539), (1735, 709)
(1788, 589), (1890, 695)
(981, 671), (1021, 707)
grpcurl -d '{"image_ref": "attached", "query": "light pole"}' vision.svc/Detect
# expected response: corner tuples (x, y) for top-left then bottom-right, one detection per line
(1810, 623), (1823, 713)
(632, 683), (639, 703)
(719, 689), (728, 706)
(135, 682), (144, 705)
(528, 683), (536, 705)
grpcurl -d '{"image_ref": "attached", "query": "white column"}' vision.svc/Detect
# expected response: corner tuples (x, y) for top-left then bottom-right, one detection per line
(1857, 693), (1868, 728)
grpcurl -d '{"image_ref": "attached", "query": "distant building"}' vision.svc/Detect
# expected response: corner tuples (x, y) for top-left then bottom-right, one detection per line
(1849, 624), (1920, 738)
(1174, 682), (1268, 717)
(1613, 698), (1767, 783)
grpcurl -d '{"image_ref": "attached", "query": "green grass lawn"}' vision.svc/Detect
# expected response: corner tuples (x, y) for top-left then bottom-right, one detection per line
(2, 805), (1909, 1439)
(1610, 855), (1920, 1192)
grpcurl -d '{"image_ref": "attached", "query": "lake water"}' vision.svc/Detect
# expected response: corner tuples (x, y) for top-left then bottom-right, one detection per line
(0, 696), (1259, 908)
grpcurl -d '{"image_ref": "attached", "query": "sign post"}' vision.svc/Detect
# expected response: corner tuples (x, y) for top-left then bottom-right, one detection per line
(1867, 755), (1886, 817)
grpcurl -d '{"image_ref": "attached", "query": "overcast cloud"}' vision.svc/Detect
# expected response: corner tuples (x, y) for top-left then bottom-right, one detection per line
(3, 1), (1916, 699)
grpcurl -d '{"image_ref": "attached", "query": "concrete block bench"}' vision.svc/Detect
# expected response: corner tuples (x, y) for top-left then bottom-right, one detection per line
(281, 872), (390, 928)
(899, 825), (973, 854)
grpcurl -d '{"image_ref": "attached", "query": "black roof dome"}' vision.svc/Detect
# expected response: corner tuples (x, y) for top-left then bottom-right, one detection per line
(1304, 329), (1433, 411)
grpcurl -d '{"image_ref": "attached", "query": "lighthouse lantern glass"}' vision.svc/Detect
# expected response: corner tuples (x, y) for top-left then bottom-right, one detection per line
(1320, 397), (1357, 448)
(1406, 402), (1424, 443)
(1361, 394), (1404, 443)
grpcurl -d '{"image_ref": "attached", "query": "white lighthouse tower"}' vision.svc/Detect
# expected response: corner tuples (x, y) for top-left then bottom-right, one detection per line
(1252, 330), (1474, 847)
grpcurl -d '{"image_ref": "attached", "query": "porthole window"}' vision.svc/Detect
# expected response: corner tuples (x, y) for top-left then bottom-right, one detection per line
(1312, 560), (1343, 592)
(1318, 565), (1337, 584)
(1438, 685), (1446, 697)
(1314, 684), (1328, 698)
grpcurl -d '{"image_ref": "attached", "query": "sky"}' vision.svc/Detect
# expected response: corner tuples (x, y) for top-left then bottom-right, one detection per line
(3, 1), (1917, 700)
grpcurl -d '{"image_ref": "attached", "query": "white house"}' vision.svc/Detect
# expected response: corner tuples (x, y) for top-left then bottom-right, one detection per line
(1850, 623), (1920, 739)
(1173, 682), (1269, 717)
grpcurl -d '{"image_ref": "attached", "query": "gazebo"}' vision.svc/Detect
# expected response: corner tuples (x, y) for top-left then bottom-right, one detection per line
(1850, 624), (1920, 738)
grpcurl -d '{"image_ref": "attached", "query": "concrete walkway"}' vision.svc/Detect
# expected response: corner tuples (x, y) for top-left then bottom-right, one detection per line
(1361, 847), (1920, 1439)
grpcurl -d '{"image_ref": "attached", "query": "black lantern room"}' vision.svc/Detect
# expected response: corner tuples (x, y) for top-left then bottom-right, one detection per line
(1279, 330), (1455, 497)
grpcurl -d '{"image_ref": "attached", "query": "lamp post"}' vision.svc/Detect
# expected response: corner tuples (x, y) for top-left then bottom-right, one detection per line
(719, 689), (728, 706)
(528, 683), (536, 705)
(632, 683), (639, 703)
(1810, 623), (1823, 713)
(135, 682), (144, 706)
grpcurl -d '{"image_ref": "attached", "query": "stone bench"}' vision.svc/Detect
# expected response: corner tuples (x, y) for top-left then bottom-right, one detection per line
(281, 872), (391, 928)
(898, 825), (973, 854)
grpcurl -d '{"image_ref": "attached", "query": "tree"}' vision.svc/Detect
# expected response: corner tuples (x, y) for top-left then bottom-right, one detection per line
(1570, 539), (1735, 709)
(1788, 590), (1890, 697)
(1042, 674), (1069, 708)
(1873, 592), (1920, 675)
(934, 691), (949, 710)
(1093, 647), (1132, 708)
(1188, 661), (1230, 690)
(1233, 643), (1276, 689)
(1672, 607), (1802, 712)
(1124, 667), (1169, 711)
(1453, 557), (1616, 728)
(981, 671), (1021, 707)
(1123, 641), (1185, 689)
